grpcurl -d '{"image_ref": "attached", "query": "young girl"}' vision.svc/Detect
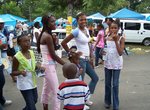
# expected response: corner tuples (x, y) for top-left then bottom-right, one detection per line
(11, 32), (44, 110)
(93, 23), (105, 67)
(103, 21), (125, 110)
(68, 51), (83, 80)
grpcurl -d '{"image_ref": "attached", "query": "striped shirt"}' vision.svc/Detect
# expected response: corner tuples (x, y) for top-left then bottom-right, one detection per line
(57, 79), (90, 110)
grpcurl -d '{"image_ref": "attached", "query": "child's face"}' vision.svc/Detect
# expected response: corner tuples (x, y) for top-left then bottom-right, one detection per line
(19, 36), (31, 50)
(110, 23), (119, 34)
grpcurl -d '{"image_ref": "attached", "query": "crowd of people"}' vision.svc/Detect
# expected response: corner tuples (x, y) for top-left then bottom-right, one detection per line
(0, 11), (125, 110)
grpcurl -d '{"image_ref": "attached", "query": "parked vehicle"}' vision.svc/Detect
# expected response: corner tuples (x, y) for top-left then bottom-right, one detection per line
(120, 19), (150, 46)
(52, 29), (76, 48)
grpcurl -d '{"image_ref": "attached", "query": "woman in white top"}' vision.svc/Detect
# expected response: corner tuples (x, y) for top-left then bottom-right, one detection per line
(103, 20), (125, 110)
(61, 12), (99, 105)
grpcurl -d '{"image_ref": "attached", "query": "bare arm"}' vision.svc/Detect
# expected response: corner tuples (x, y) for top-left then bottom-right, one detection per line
(114, 36), (125, 56)
(61, 34), (74, 53)
(45, 34), (65, 65)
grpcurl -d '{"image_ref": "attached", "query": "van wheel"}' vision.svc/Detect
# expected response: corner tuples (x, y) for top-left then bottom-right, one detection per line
(143, 39), (150, 46)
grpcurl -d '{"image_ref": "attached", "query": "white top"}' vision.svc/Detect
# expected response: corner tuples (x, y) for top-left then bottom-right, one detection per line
(33, 27), (40, 43)
(104, 37), (123, 69)
(17, 59), (36, 90)
(72, 28), (90, 57)
(22, 23), (29, 31)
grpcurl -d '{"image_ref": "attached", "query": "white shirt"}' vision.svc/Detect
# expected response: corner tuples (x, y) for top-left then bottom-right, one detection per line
(33, 27), (40, 43)
(72, 27), (90, 57)
(17, 59), (36, 90)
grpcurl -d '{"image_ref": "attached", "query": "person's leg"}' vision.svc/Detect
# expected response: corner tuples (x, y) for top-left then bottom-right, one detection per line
(99, 48), (103, 60)
(86, 61), (99, 94)
(20, 88), (38, 110)
(112, 70), (120, 110)
(95, 47), (100, 66)
(79, 58), (86, 81)
(104, 68), (112, 107)
(41, 64), (60, 110)
(0, 103), (3, 110)
(0, 65), (5, 105)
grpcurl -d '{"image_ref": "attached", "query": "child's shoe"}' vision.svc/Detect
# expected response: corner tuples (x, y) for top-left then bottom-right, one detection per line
(86, 99), (93, 106)
(83, 105), (90, 110)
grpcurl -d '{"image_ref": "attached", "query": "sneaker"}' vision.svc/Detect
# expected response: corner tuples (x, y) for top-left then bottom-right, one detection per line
(104, 103), (110, 109)
(83, 105), (90, 110)
(4, 100), (12, 106)
(86, 100), (93, 106)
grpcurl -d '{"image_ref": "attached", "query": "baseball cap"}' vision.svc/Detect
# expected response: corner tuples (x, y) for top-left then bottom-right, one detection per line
(0, 18), (4, 23)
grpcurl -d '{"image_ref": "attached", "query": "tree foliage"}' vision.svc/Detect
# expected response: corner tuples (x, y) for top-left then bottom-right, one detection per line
(0, 0), (149, 21)
(0, 1), (23, 16)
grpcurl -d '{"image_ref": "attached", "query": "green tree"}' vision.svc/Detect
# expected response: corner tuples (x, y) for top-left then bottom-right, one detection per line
(0, 1), (22, 16)
(21, 0), (50, 21)
(136, 0), (150, 13)
(82, 0), (128, 16)
(127, 0), (142, 10)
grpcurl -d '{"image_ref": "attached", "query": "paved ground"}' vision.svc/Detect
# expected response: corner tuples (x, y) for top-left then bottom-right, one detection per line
(3, 52), (150, 110)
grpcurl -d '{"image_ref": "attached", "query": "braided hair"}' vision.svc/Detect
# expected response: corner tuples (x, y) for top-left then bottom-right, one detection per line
(37, 14), (54, 53)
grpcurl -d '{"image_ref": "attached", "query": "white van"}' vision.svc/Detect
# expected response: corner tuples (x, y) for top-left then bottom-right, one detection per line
(120, 19), (150, 46)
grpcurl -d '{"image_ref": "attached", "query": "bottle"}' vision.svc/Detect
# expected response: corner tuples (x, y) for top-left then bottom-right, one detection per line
(103, 45), (107, 61)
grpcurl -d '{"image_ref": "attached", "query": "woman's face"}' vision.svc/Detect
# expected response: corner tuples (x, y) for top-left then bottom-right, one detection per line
(78, 15), (87, 28)
(48, 16), (56, 30)
(110, 23), (119, 34)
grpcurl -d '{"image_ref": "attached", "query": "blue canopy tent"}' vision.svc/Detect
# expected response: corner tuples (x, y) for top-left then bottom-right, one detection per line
(0, 15), (15, 26)
(33, 17), (42, 22)
(33, 17), (42, 26)
(146, 16), (150, 21)
(87, 12), (105, 20)
(108, 8), (145, 20)
(0, 14), (28, 27)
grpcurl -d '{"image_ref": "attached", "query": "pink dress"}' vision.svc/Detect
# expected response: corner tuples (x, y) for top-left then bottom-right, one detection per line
(40, 45), (60, 110)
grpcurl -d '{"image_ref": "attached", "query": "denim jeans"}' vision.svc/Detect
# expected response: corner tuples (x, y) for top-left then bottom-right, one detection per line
(104, 68), (120, 110)
(0, 64), (5, 105)
(20, 88), (38, 110)
(79, 58), (99, 94)
(95, 47), (103, 66)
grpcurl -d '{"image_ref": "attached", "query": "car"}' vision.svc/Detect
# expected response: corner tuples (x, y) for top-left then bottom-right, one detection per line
(120, 19), (150, 46)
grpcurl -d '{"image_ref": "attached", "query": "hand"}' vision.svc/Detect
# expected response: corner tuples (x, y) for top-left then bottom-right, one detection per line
(40, 67), (46, 73)
(79, 68), (83, 75)
(76, 51), (83, 56)
(21, 71), (26, 77)
(112, 33), (118, 41)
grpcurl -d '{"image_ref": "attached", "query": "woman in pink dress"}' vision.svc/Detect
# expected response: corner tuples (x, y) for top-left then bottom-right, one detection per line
(37, 13), (65, 110)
